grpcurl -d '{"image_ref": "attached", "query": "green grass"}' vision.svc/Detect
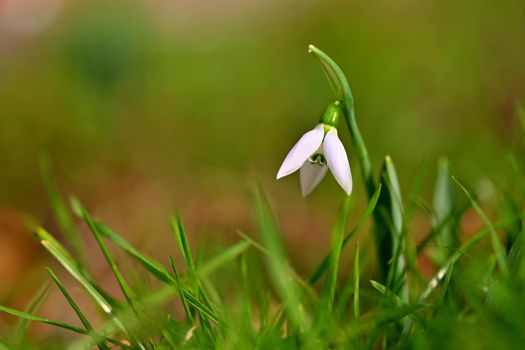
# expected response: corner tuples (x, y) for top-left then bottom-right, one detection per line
(2, 152), (525, 349)
(2, 48), (525, 349)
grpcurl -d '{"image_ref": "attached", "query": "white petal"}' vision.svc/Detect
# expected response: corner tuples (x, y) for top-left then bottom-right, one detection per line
(276, 125), (324, 179)
(299, 162), (328, 197)
(323, 129), (352, 195)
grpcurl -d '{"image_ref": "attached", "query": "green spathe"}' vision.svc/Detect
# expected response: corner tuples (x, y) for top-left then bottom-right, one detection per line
(319, 101), (343, 128)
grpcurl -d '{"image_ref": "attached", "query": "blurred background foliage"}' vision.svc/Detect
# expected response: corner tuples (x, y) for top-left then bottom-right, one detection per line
(0, 0), (525, 304)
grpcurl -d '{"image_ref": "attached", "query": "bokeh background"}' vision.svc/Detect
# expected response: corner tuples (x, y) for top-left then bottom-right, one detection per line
(1, 0), (524, 334)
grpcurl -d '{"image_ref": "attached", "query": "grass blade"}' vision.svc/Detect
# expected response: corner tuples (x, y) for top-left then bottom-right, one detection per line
(96, 222), (177, 285)
(170, 211), (195, 270)
(47, 267), (95, 329)
(74, 199), (137, 308)
(370, 280), (406, 308)
(309, 183), (382, 285)
(32, 226), (113, 315)
(95, 221), (218, 323)
(169, 256), (193, 322)
(47, 268), (109, 350)
(452, 176), (509, 277)
(0, 306), (130, 349)
(170, 211), (216, 338)
(29, 226), (142, 345)
(40, 153), (86, 264)
(0, 305), (89, 334)
(378, 156), (407, 301)
(254, 187), (303, 330)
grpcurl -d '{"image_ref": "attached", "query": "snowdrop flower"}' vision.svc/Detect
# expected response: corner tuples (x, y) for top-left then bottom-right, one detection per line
(276, 101), (352, 197)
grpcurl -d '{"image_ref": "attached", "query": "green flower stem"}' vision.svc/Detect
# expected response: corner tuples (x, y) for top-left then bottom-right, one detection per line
(309, 45), (409, 284)
(308, 45), (376, 200)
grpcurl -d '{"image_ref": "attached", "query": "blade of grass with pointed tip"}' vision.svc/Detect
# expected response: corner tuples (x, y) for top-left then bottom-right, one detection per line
(382, 156), (403, 221)
(95, 221), (218, 323)
(169, 256), (193, 322)
(0, 305), (85, 334)
(48, 268), (90, 329)
(378, 156), (408, 303)
(31, 227), (140, 344)
(25, 218), (116, 307)
(40, 153), (86, 264)
(169, 214), (211, 306)
(388, 161), (428, 299)
(95, 222), (176, 284)
(170, 212), (215, 338)
(71, 280), (216, 350)
(309, 184), (382, 285)
(170, 211), (195, 270)
(254, 187), (303, 330)
(369, 280), (407, 309)
(77, 201), (137, 308)
(368, 279), (424, 347)
(0, 305), (131, 349)
(47, 268), (109, 350)
(33, 227), (113, 315)
(452, 176), (508, 277)
(181, 293), (218, 324)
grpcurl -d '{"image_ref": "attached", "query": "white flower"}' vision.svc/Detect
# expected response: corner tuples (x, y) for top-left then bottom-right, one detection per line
(276, 124), (353, 197)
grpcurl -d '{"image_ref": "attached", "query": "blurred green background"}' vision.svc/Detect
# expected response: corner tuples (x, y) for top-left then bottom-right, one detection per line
(1, 0), (524, 300)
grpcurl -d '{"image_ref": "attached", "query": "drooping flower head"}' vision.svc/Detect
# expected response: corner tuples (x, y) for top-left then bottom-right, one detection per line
(277, 101), (352, 196)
